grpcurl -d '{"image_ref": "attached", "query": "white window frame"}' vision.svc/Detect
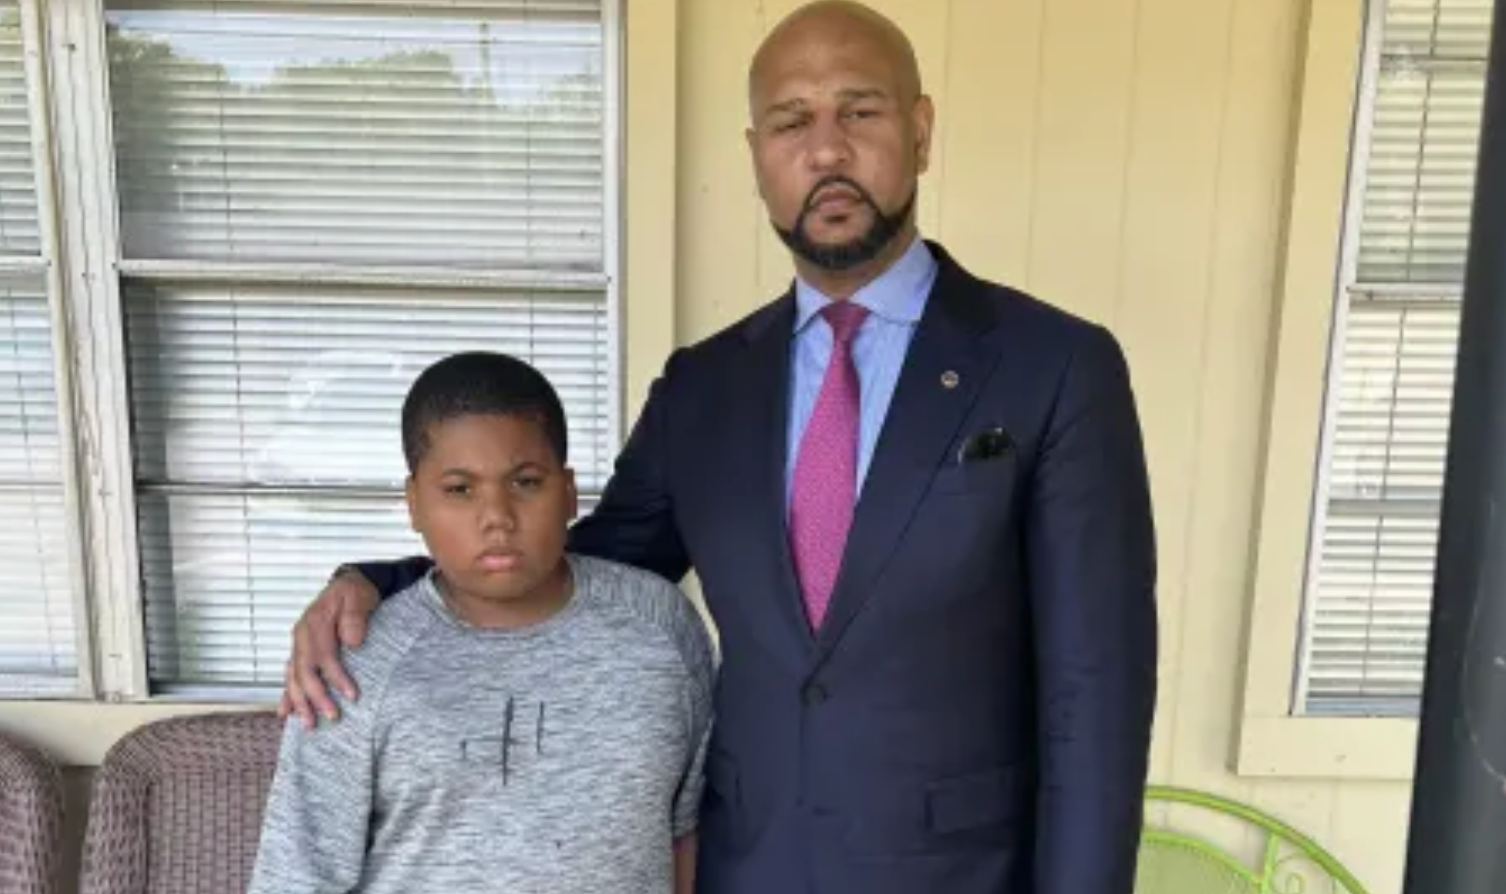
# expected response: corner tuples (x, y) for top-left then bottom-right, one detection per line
(1292, 0), (1490, 721)
(1233, 0), (1493, 779)
(1, 0), (629, 705)
(0, 0), (98, 699)
(1290, 0), (1390, 719)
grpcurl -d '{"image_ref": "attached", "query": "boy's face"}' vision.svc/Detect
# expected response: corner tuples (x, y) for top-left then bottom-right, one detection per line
(405, 413), (577, 624)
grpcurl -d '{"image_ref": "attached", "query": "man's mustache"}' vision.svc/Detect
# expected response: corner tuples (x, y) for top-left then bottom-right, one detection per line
(802, 177), (879, 213)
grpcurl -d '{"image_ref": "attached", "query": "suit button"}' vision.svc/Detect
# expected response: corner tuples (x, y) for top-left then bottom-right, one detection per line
(802, 682), (829, 706)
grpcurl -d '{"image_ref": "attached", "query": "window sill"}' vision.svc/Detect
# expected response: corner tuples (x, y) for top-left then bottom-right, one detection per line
(0, 700), (272, 767)
(1235, 714), (1418, 780)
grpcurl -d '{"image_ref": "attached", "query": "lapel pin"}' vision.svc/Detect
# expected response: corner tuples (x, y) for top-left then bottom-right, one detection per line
(941, 370), (960, 389)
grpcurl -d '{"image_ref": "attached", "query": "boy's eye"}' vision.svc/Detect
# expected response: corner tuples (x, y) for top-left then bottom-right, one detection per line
(443, 482), (471, 497)
(512, 475), (544, 491)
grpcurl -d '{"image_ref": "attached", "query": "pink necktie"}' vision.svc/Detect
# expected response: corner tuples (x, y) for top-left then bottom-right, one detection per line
(790, 301), (869, 630)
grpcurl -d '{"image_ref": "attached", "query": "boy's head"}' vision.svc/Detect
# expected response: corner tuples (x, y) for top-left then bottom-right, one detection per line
(401, 352), (577, 624)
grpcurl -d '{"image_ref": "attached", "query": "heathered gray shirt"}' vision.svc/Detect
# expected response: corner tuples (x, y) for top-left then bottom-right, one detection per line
(248, 554), (716, 894)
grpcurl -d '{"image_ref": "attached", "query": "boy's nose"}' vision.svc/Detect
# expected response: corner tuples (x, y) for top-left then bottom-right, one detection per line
(479, 497), (518, 532)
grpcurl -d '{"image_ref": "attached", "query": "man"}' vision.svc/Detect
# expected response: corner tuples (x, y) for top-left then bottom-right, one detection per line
(281, 2), (1158, 893)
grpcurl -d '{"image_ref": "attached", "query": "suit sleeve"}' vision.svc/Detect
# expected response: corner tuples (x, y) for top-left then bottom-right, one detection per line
(350, 556), (434, 599)
(566, 352), (692, 582)
(1027, 324), (1158, 894)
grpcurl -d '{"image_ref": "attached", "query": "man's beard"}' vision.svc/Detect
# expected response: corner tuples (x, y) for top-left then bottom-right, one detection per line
(773, 177), (916, 272)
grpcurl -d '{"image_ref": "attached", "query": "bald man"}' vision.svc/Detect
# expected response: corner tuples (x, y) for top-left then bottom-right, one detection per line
(281, 2), (1158, 892)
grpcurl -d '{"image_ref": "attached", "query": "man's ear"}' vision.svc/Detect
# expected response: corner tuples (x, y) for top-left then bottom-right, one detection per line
(745, 126), (767, 200)
(911, 94), (935, 175)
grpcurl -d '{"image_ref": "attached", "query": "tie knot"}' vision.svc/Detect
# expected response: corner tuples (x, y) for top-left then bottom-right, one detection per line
(821, 301), (869, 346)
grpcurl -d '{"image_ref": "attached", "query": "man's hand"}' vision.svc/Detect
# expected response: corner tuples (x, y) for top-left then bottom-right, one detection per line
(673, 833), (697, 894)
(278, 569), (380, 728)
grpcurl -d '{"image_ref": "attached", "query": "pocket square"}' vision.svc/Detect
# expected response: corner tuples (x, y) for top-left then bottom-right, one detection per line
(958, 426), (1013, 463)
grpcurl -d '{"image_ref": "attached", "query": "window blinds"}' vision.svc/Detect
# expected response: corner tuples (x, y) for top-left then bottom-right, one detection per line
(1301, 0), (1490, 714)
(0, 4), (79, 695)
(106, 0), (611, 692)
(0, 282), (78, 695)
(0, 7), (36, 255)
(108, 2), (604, 270)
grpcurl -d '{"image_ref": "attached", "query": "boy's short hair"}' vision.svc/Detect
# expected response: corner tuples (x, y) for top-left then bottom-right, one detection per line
(401, 351), (568, 473)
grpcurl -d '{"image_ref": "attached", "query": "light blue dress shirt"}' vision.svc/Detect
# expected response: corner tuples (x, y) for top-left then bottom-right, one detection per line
(785, 236), (939, 505)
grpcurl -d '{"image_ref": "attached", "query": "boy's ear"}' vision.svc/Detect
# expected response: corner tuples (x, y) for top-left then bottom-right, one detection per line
(564, 467), (579, 522)
(404, 475), (420, 532)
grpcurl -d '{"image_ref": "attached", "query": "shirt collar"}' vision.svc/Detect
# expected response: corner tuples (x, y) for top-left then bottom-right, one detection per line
(793, 236), (936, 333)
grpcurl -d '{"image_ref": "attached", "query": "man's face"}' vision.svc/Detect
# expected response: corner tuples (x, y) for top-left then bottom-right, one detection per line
(746, 28), (932, 272)
(406, 413), (576, 624)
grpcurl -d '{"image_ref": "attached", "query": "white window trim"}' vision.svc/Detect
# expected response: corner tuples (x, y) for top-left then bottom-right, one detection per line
(43, 0), (149, 701)
(2, 0), (97, 699)
(0, 0), (680, 763)
(1287, 0), (1386, 719)
(1234, 0), (1422, 780)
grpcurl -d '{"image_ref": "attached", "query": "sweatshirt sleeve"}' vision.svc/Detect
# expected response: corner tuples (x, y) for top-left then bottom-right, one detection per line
(248, 669), (380, 893)
(671, 601), (717, 839)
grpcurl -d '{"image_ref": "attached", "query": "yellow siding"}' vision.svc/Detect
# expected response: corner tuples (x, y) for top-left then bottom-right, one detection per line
(673, 0), (1409, 890)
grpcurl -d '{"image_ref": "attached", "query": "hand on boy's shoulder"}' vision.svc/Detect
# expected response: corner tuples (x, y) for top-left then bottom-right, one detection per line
(282, 568), (382, 727)
(282, 578), (431, 730)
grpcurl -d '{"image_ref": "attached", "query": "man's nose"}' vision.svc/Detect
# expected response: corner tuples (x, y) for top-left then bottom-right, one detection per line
(806, 115), (852, 172)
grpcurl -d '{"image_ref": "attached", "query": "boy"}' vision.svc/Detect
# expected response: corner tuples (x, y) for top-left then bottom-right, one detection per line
(248, 351), (715, 894)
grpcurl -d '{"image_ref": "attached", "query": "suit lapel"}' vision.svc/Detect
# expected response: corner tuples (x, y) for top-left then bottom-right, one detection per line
(815, 249), (1003, 654)
(733, 292), (819, 660)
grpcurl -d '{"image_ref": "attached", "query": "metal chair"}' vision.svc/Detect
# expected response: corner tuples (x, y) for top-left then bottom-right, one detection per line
(1136, 785), (1371, 894)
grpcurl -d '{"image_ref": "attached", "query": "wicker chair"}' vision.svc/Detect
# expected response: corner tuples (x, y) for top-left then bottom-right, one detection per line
(0, 732), (64, 894)
(78, 712), (284, 894)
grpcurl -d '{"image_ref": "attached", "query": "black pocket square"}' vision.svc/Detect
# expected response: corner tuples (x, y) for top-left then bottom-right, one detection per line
(958, 426), (1012, 463)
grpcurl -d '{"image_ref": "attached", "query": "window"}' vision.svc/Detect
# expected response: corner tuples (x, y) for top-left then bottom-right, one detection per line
(1296, 0), (1492, 715)
(0, 0), (619, 700)
(0, 2), (83, 696)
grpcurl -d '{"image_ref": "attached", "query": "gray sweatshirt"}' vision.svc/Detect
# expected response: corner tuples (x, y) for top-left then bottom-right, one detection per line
(248, 554), (716, 894)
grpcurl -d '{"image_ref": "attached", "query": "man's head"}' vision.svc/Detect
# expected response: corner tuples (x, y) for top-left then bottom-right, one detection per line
(746, 1), (933, 286)
(401, 351), (577, 627)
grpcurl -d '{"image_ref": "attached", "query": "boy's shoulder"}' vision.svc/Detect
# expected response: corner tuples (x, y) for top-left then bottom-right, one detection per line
(571, 553), (697, 623)
(339, 578), (445, 687)
(571, 552), (683, 600)
(368, 577), (438, 627)
(569, 554), (715, 670)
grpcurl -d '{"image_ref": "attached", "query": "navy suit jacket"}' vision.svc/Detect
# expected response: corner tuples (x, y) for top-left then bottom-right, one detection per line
(364, 242), (1158, 894)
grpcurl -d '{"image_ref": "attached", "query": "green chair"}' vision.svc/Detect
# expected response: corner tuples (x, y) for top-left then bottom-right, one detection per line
(1136, 786), (1371, 894)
